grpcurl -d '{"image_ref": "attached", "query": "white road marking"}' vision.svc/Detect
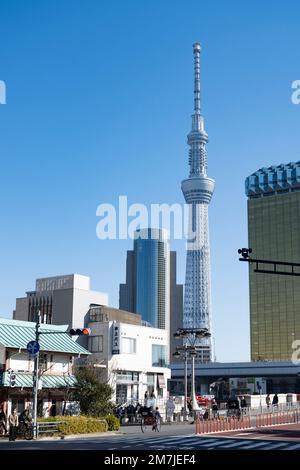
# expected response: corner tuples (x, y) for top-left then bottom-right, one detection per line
(199, 439), (232, 447)
(284, 443), (300, 450)
(242, 441), (276, 449)
(265, 442), (289, 450)
(219, 440), (253, 448)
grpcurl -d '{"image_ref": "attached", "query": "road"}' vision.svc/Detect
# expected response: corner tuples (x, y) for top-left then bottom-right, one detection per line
(0, 423), (300, 450)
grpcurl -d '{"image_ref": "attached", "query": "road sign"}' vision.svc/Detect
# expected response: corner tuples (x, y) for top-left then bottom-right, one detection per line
(27, 340), (40, 355)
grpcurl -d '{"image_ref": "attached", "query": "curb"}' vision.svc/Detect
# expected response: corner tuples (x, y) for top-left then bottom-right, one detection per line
(40, 431), (122, 441)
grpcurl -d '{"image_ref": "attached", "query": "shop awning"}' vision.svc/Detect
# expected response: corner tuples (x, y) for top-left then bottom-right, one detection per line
(0, 372), (77, 389)
(157, 374), (165, 388)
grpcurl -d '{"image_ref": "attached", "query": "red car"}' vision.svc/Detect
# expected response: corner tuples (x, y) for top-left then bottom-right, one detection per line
(196, 395), (211, 406)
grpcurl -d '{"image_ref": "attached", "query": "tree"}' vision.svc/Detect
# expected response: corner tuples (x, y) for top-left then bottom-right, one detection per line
(73, 366), (114, 416)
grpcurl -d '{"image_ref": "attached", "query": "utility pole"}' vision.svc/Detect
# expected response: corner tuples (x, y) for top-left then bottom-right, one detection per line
(32, 311), (41, 439)
(184, 349), (188, 420)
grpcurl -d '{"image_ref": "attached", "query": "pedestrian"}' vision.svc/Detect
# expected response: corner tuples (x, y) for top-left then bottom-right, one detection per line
(240, 396), (247, 414)
(272, 393), (279, 408)
(187, 399), (192, 416)
(266, 394), (271, 409)
(8, 408), (19, 441)
(150, 390), (156, 399)
(211, 399), (219, 419)
(19, 409), (32, 435)
(0, 406), (7, 435)
(152, 407), (161, 431)
(144, 390), (148, 405)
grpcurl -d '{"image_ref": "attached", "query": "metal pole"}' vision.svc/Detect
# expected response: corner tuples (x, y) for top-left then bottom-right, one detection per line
(260, 388), (262, 415)
(191, 355), (199, 410)
(184, 351), (188, 420)
(32, 311), (41, 439)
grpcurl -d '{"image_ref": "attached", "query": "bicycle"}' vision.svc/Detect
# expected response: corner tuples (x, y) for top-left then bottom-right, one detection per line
(18, 422), (34, 440)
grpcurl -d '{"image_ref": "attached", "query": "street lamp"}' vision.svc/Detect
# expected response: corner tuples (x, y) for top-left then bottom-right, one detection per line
(173, 327), (211, 416)
(173, 346), (190, 421)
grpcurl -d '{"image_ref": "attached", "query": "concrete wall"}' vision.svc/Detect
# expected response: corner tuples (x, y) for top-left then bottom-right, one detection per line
(14, 297), (29, 321)
(52, 288), (74, 327)
(0, 345), (6, 366)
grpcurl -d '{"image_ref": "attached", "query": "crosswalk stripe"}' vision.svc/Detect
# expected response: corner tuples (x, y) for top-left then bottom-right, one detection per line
(284, 443), (300, 450)
(150, 435), (194, 443)
(264, 442), (289, 450)
(219, 440), (253, 449)
(150, 437), (220, 448)
(198, 439), (231, 447)
(241, 441), (272, 449)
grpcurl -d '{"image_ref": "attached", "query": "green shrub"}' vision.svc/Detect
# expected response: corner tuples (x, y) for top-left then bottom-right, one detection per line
(105, 414), (120, 431)
(38, 415), (108, 435)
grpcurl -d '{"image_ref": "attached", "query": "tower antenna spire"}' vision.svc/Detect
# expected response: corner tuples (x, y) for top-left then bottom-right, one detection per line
(193, 42), (201, 114)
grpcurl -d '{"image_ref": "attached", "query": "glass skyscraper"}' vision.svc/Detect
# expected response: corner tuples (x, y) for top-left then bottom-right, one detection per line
(135, 228), (170, 329)
(120, 228), (170, 330)
(246, 162), (300, 361)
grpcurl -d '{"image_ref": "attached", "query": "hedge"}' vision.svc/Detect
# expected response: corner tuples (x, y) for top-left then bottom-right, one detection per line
(38, 415), (108, 435)
(105, 414), (120, 431)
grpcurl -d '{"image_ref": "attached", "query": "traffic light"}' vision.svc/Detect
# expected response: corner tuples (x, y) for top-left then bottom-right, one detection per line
(7, 369), (16, 387)
(69, 328), (90, 336)
(10, 373), (16, 387)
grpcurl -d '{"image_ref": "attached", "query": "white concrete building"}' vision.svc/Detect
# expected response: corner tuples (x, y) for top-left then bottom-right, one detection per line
(88, 313), (171, 404)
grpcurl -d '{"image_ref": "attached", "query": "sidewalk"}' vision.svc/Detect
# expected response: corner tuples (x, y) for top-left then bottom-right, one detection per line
(0, 430), (122, 442)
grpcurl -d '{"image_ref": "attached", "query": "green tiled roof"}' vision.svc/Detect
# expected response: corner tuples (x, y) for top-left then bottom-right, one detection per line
(0, 371), (77, 389)
(0, 318), (90, 355)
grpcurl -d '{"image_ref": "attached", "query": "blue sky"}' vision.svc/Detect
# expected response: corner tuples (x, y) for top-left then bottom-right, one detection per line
(0, 0), (299, 361)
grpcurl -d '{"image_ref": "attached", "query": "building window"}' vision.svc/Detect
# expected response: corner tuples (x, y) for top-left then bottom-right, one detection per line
(40, 354), (48, 372)
(88, 335), (103, 353)
(121, 337), (136, 354)
(147, 373), (155, 385)
(116, 371), (139, 382)
(152, 345), (168, 367)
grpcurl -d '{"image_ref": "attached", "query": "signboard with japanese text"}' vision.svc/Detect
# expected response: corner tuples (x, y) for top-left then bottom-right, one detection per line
(112, 321), (120, 355)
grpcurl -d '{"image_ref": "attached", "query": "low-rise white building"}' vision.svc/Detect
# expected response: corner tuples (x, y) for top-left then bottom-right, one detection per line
(88, 307), (171, 404)
(0, 318), (90, 417)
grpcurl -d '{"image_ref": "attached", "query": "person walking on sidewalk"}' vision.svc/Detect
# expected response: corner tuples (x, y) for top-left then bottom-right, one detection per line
(266, 394), (271, 409)
(211, 400), (219, 419)
(9, 408), (19, 441)
(272, 393), (279, 408)
(0, 406), (7, 435)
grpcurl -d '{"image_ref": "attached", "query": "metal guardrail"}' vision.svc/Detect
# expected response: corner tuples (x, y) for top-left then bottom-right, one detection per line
(37, 418), (107, 436)
(37, 421), (66, 435)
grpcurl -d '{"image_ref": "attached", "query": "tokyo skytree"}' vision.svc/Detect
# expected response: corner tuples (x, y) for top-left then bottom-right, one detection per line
(181, 43), (215, 362)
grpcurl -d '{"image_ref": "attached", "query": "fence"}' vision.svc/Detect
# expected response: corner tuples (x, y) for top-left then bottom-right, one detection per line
(256, 410), (299, 427)
(196, 416), (252, 434)
(37, 421), (65, 436)
(196, 410), (300, 434)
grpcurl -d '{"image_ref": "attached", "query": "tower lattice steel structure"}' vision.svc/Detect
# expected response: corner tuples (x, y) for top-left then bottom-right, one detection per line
(181, 43), (215, 362)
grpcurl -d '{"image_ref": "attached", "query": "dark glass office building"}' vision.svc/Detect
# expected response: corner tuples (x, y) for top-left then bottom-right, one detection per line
(119, 228), (183, 358)
(246, 162), (300, 361)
